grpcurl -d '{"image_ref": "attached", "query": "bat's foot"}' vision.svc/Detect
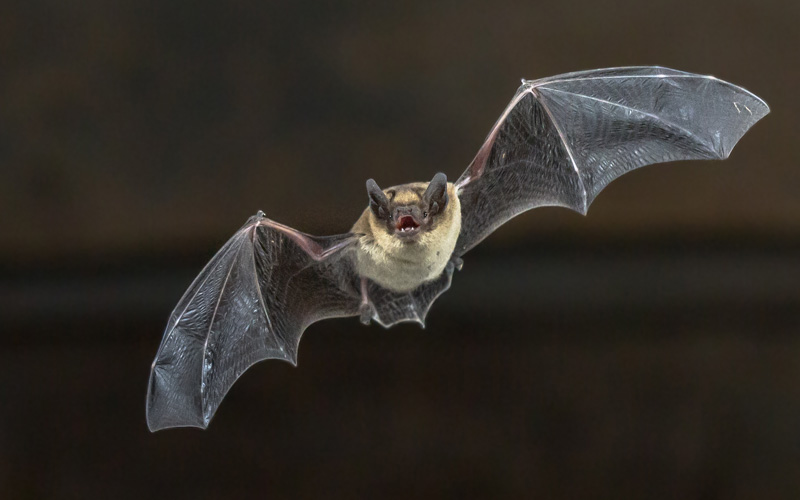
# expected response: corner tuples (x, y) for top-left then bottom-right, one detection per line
(359, 303), (375, 325)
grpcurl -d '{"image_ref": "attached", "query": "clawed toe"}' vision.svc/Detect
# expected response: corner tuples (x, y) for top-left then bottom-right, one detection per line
(359, 303), (374, 325)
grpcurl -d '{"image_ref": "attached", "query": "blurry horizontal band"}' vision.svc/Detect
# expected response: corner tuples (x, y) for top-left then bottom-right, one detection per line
(4, 244), (798, 325)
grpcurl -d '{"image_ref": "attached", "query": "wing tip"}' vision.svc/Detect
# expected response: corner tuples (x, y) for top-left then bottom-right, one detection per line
(146, 387), (209, 432)
(146, 398), (209, 432)
(147, 418), (209, 433)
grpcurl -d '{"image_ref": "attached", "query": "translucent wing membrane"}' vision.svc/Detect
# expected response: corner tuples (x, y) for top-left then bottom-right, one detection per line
(455, 66), (769, 255)
(148, 67), (768, 430)
(147, 213), (458, 431)
(146, 214), (360, 431)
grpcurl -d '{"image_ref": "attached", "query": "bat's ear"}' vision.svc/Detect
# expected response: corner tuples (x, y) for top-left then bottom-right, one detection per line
(423, 172), (448, 216)
(366, 179), (390, 220)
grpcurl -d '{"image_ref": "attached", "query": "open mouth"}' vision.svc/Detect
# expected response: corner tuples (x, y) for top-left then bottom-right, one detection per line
(396, 215), (420, 234)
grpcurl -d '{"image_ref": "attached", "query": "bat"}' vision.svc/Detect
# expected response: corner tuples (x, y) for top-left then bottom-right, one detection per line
(146, 66), (769, 431)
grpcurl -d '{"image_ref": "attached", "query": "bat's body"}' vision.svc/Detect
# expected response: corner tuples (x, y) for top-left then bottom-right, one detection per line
(351, 180), (461, 294)
(147, 67), (769, 431)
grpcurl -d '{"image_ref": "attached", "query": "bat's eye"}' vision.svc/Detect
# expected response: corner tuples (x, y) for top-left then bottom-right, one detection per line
(423, 211), (428, 218)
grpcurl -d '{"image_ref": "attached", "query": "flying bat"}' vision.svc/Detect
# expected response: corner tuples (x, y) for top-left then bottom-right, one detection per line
(147, 66), (769, 431)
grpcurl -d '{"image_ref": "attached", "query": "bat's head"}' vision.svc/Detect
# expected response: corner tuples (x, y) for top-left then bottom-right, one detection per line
(366, 173), (449, 242)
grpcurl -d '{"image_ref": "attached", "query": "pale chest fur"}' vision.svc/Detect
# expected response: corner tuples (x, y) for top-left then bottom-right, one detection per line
(352, 184), (461, 293)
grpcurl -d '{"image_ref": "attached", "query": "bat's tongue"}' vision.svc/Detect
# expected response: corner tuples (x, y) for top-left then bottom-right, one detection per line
(397, 215), (419, 231)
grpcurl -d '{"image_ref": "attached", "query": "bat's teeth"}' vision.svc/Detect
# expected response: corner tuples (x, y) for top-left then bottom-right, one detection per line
(397, 215), (419, 232)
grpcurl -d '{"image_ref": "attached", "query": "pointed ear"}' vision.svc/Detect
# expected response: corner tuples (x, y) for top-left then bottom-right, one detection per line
(423, 172), (448, 215)
(366, 179), (390, 220)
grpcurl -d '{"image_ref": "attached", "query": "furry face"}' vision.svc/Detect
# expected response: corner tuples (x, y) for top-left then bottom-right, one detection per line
(366, 173), (449, 243)
(352, 173), (462, 292)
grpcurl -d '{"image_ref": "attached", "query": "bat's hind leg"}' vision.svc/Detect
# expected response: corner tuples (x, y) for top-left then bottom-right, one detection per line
(358, 278), (375, 325)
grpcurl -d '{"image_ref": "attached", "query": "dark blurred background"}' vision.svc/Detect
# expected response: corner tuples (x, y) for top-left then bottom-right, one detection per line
(2, 0), (798, 498)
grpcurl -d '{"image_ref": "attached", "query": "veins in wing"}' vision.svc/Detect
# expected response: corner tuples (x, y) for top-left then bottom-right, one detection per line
(456, 91), (529, 190)
(161, 228), (247, 352)
(251, 221), (308, 351)
(531, 87), (586, 213)
(532, 73), (697, 87)
(196, 217), (327, 395)
(200, 237), (243, 396)
(249, 225), (276, 345)
(538, 86), (713, 155)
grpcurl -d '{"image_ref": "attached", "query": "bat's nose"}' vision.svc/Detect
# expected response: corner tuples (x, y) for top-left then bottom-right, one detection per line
(393, 206), (418, 221)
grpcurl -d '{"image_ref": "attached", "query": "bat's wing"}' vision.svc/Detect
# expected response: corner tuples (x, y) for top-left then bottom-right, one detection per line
(454, 66), (769, 255)
(147, 212), (361, 431)
(366, 260), (456, 329)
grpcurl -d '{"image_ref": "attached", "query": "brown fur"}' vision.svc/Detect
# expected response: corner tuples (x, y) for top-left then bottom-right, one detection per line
(352, 182), (461, 292)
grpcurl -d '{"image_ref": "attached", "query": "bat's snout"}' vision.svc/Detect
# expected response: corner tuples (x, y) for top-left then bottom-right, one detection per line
(393, 207), (422, 238)
(397, 215), (419, 232)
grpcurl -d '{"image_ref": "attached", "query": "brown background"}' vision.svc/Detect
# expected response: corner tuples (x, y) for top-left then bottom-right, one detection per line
(2, 0), (799, 498)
